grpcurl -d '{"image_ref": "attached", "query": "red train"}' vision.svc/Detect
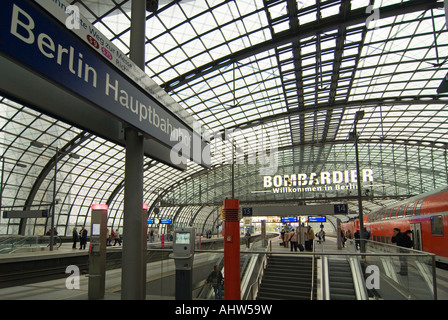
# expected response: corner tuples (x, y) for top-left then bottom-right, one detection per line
(342, 186), (448, 264)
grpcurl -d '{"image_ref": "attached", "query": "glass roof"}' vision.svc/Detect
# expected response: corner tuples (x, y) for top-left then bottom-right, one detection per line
(1, 0), (448, 236)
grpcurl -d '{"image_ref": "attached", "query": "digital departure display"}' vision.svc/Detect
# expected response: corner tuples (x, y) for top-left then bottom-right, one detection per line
(308, 216), (326, 223)
(281, 217), (297, 223)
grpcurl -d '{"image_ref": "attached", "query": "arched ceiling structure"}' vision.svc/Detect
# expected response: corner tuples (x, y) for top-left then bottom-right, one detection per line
(1, 0), (448, 236)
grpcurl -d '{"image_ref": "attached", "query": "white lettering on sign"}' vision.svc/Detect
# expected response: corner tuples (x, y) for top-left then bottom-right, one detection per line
(11, 5), (98, 87)
(9, 3), (193, 154)
(263, 169), (374, 193)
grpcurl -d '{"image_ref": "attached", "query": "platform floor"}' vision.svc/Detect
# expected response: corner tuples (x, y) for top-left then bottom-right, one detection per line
(0, 239), (170, 263)
(0, 246), (221, 300)
(0, 236), (447, 300)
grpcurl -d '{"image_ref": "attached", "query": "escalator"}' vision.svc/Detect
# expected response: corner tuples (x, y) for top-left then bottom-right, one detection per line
(327, 258), (357, 300)
(256, 255), (316, 300)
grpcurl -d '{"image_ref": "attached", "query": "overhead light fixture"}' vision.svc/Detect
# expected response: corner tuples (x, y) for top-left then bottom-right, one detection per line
(69, 153), (80, 160)
(146, 0), (158, 12)
(30, 140), (45, 148)
(355, 110), (365, 122)
(30, 141), (80, 159)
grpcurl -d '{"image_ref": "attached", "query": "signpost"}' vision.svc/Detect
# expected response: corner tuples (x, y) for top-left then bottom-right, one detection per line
(3, 210), (49, 218)
(239, 204), (349, 216)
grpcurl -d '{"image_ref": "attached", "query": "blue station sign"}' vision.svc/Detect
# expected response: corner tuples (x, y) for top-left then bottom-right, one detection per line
(0, 0), (209, 168)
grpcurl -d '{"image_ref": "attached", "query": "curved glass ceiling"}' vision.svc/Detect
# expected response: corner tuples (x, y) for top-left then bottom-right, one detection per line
(1, 0), (447, 236)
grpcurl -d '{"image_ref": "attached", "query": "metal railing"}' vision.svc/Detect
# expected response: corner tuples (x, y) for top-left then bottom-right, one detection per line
(193, 237), (437, 300)
(107, 236), (438, 300)
(0, 235), (62, 254)
(242, 240), (270, 300)
(316, 238), (437, 300)
(310, 238), (316, 300)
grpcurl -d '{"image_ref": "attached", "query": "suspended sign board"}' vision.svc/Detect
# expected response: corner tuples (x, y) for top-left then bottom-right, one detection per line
(0, 0), (210, 169)
(308, 216), (326, 223)
(281, 217), (297, 223)
(297, 204), (348, 215)
(3, 210), (49, 218)
(32, 0), (196, 131)
(244, 204), (348, 217)
(242, 207), (253, 217)
(147, 219), (172, 224)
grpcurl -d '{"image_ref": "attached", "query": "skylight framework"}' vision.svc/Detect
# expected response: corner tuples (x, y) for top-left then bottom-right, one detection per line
(0, 0), (447, 236)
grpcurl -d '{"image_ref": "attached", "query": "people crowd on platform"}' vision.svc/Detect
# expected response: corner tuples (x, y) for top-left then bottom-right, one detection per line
(280, 224), (315, 251)
(68, 227), (183, 249)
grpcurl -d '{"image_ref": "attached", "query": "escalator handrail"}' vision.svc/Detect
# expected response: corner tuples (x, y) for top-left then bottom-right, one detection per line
(310, 239), (316, 300)
(349, 256), (369, 300)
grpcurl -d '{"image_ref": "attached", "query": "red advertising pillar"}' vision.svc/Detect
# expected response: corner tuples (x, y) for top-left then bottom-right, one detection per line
(223, 198), (240, 300)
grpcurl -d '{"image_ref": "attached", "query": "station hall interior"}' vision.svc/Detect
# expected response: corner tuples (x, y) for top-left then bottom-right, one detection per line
(1, 0), (448, 302)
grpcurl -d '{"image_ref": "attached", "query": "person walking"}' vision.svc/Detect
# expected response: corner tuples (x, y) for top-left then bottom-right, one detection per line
(207, 265), (224, 299)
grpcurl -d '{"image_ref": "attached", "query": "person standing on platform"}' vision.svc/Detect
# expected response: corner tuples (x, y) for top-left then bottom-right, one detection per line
(392, 228), (413, 275)
(79, 225), (88, 250)
(280, 228), (285, 247)
(283, 229), (289, 248)
(72, 227), (79, 249)
(340, 228), (346, 248)
(354, 229), (360, 250)
(305, 226), (314, 251)
(245, 230), (251, 248)
(113, 229), (122, 246)
(289, 229), (298, 252)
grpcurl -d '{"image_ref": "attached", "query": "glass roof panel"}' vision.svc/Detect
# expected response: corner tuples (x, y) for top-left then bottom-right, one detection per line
(1, 0), (448, 236)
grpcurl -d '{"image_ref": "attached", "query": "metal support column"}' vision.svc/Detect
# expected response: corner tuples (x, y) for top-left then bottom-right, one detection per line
(223, 198), (240, 300)
(121, 0), (146, 300)
(50, 147), (58, 251)
(445, 150), (448, 185)
(354, 111), (365, 253)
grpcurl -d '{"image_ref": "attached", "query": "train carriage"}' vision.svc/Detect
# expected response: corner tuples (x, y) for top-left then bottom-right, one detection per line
(342, 186), (448, 264)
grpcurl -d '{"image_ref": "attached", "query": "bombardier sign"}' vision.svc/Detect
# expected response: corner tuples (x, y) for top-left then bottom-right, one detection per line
(263, 169), (374, 193)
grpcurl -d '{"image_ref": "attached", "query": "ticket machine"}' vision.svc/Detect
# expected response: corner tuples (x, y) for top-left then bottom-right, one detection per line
(170, 227), (195, 300)
(88, 204), (107, 299)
